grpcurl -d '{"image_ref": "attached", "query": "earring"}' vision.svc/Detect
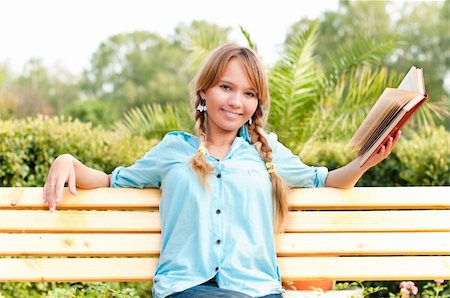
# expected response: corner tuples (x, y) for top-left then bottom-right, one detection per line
(197, 99), (207, 112)
(248, 117), (253, 125)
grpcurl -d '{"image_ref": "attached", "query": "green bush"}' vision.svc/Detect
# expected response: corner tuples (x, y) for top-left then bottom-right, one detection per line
(0, 115), (155, 187)
(300, 126), (450, 186)
(63, 99), (121, 128)
(396, 126), (450, 186)
(0, 282), (151, 298)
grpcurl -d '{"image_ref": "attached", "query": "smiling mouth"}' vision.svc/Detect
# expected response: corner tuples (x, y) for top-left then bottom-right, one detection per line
(221, 108), (243, 117)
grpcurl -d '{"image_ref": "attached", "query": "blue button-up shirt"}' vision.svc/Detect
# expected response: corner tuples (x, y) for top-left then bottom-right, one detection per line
(110, 127), (328, 298)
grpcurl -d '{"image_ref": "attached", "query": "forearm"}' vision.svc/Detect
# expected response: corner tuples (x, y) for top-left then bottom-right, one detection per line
(325, 158), (369, 189)
(69, 155), (110, 188)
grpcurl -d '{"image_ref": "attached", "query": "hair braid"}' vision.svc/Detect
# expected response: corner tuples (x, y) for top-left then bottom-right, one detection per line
(190, 102), (214, 187)
(248, 110), (289, 233)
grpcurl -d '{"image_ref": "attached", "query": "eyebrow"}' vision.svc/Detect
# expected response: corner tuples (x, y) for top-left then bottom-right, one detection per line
(219, 80), (256, 92)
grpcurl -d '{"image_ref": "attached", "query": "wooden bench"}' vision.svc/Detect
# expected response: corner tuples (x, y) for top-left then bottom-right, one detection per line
(0, 186), (449, 282)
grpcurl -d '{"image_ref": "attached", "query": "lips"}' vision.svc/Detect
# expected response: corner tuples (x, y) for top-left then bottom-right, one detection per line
(221, 108), (243, 118)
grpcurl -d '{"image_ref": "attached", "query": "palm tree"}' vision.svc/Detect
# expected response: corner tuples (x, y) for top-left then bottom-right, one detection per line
(267, 21), (445, 153)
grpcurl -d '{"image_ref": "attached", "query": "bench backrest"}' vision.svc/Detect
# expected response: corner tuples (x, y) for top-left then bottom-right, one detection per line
(0, 186), (449, 282)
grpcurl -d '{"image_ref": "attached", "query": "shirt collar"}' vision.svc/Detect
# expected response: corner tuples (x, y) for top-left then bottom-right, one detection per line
(238, 125), (252, 144)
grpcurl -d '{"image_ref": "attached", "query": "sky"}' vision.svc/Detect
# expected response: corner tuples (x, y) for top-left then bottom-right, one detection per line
(0, 0), (339, 75)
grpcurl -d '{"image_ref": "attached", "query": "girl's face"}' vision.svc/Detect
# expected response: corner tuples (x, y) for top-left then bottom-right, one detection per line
(200, 58), (259, 137)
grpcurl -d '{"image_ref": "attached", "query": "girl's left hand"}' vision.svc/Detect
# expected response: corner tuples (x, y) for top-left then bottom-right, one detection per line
(361, 130), (401, 169)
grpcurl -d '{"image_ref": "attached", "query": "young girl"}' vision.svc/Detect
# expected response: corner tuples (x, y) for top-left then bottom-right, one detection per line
(43, 43), (400, 298)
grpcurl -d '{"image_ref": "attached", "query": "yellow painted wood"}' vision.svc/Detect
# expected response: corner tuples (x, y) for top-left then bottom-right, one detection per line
(1, 187), (449, 210)
(288, 186), (450, 210)
(0, 187), (160, 210)
(1, 256), (448, 282)
(276, 232), (450, 256)
(0, 234), (161, 256)
(1, 210), (449, 233)
(286, 210), (450, 232)
(0, 186), (449, 282)
(1, 232), (448, 257)
(277, 256), (450, 280)
(0, 210), (160, 233)
(0, 258), (158, 282)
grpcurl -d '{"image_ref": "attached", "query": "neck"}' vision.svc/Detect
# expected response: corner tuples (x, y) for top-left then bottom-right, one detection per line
(205, 126), (238, 148)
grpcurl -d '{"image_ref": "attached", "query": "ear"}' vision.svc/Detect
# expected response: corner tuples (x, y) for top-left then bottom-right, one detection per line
(199, 90), (206, 99)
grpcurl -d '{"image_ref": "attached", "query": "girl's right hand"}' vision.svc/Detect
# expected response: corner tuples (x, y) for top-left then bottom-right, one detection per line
(43, 154), (78, 212)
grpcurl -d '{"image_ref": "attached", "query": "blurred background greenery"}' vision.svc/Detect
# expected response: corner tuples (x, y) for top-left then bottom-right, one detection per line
(0, 0), (449, 297)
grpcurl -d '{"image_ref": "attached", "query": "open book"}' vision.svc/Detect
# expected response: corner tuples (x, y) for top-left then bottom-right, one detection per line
(349, 66), (428, 167)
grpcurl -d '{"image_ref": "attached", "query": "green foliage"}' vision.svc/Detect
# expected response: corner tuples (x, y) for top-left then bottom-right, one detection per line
(239, 25), (258, 52)
(335, 281), (387, 297)
(176, 20), (231, 74)
(286, 0), (450, 128)
(80, 31), (191, 108)
(114, 103), (194, 140)
(63, 99), (121, 128)
(0, 115), (154, 187)
(268, 19), (447, 154)
(299, 126), (450, 186)
(0, 90), (18, 120)
(335, 280), (450, 298)
(0, 282), (151, 298)
(396, 126), (450, 186)
(268, 22), (323, 150)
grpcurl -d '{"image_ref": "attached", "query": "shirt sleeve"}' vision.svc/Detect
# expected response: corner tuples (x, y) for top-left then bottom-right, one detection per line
(110, 134), (178, 188)
(268, 133), (328, 188)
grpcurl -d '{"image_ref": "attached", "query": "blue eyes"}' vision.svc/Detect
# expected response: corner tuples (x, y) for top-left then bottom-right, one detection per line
(220, 84), (255, 97)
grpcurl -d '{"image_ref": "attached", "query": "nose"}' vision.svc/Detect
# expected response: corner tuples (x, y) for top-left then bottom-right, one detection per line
(227, 92), (243, 108)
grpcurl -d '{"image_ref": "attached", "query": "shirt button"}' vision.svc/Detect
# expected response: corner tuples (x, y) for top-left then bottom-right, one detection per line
(216, 239), (221, 245)
(216, 209), (221, 214)
(215, 267), (219, 271)
(216, 173), (221, 178)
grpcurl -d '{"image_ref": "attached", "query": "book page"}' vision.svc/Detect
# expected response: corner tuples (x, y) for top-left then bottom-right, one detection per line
(360, 109), (408, 166)
(359, 107), (402, 154)
(349, 88), (417, 152)
(398, 66), (425, 94)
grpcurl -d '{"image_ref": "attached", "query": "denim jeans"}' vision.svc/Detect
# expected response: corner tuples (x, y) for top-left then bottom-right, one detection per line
(167, 276), (282, 298)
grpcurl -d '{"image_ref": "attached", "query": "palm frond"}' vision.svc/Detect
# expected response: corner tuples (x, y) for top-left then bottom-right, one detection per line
(239, 25), (258, 52)
(115, 103), (194, 140)
(184, 23), (231, 72)
(268, 21), (323, 146)
(324, 33), (398, 91)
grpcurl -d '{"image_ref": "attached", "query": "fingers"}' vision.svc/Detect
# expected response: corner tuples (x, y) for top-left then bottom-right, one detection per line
(384, 130), (401, 158)
(68, 167), (78, 196)
(45, 178), (66, 212)
(44, 181), (58, 212)
(384, 137), (393, 157)
(56, 179), (67, 204)
(392, 130), (401, 146)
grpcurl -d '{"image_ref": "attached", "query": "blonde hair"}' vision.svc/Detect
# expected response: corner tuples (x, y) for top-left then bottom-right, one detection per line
(190, 43), (289, 233)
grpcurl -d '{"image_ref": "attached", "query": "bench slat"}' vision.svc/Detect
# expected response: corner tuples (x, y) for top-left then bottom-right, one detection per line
(286, 210), (450, 232)
(0, 234), (161, 256)
(1, 210), (449, 233)
(0, 187), (159, 210)
(1, 187), (449, 210)
(276, 232), (450, 256)
(1, 232), (448, 256)
(0, 256), (448, 282)
(288, 187), (450, 210)
(0, 210), (159, 233)
(0, 257), (157, 282)
(277, 256), (450, 280)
